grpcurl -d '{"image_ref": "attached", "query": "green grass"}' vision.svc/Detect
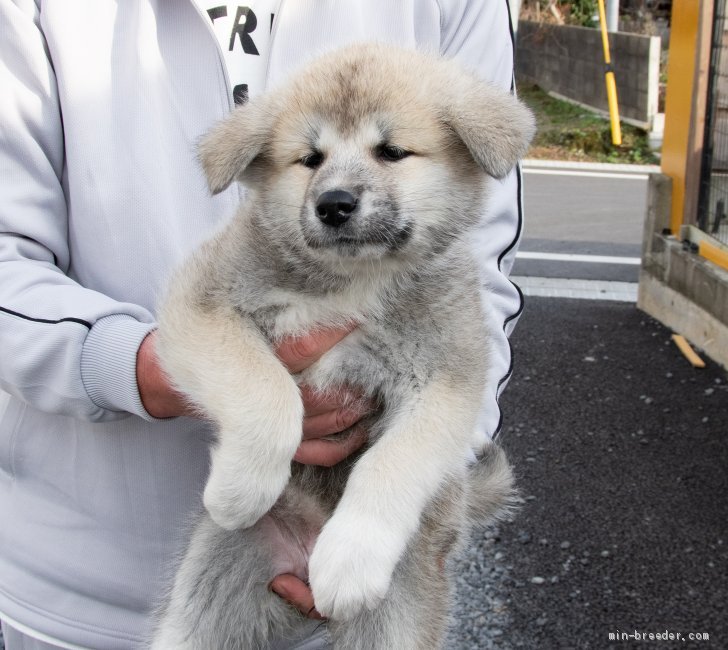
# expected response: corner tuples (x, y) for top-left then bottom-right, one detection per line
(518, 83), (660, 165)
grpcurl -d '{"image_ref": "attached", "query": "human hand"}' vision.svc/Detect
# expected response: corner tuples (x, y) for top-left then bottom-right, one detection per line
(275, 327), (373, 466)
(137, 326), (372, 462)
(269, 574), (324, 620)
(137, 331), (195, 418)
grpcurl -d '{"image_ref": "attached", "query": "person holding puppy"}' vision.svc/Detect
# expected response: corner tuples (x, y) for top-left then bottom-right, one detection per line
(0, 1), (524, 648)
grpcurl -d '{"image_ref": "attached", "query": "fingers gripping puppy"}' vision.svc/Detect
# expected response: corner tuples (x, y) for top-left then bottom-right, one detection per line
(153, 43), (534, 649)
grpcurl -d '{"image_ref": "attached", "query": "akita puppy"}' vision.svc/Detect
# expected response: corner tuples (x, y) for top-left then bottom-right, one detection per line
(152, 43), (534, 649)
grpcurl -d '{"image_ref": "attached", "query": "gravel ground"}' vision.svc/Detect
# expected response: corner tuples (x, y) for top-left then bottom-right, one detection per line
(446, 296), (727, 649)
(446, 524), (514, 650)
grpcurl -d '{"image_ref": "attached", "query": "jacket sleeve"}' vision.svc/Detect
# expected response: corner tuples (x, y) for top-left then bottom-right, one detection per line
(440, 0), (525, 441)
(0, 1), (157, 422)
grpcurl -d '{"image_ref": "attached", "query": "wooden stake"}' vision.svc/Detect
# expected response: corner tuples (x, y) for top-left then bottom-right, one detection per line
(671, 334), (706, 368)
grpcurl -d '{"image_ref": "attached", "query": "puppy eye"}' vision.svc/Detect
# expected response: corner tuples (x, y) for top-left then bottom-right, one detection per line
(377, 144), (412, 162)
(299, 151), (324, 169)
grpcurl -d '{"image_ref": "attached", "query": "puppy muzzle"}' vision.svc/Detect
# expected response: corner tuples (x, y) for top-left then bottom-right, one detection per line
(316, 190), (358, 228)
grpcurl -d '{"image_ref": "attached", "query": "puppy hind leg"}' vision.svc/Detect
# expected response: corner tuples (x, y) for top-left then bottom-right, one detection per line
(151, 515), (306, 650)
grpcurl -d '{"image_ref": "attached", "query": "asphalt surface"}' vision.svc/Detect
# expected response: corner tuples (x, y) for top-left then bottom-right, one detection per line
(448, 296), (727, 649)
(448, 162), (726, 649)
(521, 165), (650, 244)
(514, 162), (651, 286)
(512, 240), (641, 283)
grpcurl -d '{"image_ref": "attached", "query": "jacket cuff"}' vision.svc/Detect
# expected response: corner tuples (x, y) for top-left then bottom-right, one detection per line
(80, 314), (157, 420)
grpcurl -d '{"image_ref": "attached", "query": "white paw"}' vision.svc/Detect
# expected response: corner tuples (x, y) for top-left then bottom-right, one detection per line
(308, 515), (402, 620)
(203, 457), (290, 530)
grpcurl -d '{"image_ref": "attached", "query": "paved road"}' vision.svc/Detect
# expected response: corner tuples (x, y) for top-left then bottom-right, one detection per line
(447, 164), (727, 649)
(513, 162), (654, 291)
(521, 163), (651, 245)
(449, 298), (727, 650)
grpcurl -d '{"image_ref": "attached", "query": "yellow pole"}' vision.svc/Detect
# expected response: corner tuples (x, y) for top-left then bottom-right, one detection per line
(597, 0), (622, 145)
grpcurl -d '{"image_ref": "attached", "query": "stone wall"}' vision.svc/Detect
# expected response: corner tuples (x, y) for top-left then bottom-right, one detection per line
(516, 21), (661, 129)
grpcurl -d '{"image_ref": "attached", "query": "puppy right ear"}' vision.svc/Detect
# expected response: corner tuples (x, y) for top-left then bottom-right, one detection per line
(198, 99), (275, 194)
(443, 81), (536, 180)
(431, 55), (535, 179)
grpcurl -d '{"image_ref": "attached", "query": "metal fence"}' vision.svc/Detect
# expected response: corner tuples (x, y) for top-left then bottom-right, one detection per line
(697, 0), (728, 246)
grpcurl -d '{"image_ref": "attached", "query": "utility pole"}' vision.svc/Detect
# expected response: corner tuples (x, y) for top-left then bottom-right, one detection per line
(510, 0), (521, 32)
(606, 0), (619, 32)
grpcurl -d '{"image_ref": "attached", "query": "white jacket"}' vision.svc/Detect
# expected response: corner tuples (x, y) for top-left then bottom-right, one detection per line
(0, 1), (523, 647)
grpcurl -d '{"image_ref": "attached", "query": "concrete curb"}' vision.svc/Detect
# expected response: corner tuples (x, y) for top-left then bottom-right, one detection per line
(523, 159), (660, 176)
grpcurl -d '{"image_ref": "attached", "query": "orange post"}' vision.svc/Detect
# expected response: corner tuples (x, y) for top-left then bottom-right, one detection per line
(660, 0), (704, 234)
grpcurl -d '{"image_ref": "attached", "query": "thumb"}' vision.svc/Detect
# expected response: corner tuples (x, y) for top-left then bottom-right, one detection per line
(275, 324), (356, 373)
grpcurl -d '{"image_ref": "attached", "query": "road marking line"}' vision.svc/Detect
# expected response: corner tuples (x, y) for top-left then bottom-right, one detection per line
(522, 168), (649, 180)
(517, 251), (641, 265)
(511, 276), (638, 302)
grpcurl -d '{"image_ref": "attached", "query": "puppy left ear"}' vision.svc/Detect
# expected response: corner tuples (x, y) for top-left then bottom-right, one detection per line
(198, 97), (277, 194)
(443, 77), (536, 179)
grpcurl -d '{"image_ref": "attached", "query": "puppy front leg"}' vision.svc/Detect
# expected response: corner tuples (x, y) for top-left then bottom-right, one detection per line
(308, 377), (479, 619)
(157, 305), (303, 530)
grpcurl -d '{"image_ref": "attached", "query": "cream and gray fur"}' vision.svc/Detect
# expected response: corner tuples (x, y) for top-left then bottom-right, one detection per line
(151, 44), (534, 649)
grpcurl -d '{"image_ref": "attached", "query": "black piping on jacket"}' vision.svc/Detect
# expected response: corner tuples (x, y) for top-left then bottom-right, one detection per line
(493, 0), (525, 440)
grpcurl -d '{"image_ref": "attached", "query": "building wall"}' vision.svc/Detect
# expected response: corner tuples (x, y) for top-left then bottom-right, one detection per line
(516, 20), (661, 129)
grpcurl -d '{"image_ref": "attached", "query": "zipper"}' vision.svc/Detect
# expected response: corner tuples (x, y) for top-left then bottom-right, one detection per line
(264, 0), (285, 89)
(187, 0), (285, 203)
(190, 0), (285, 104)
(188, 0), (235, 111)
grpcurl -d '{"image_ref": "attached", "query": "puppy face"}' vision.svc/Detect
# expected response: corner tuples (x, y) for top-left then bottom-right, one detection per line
(199, 44), (535, 269)
(265, 95), (483, 266)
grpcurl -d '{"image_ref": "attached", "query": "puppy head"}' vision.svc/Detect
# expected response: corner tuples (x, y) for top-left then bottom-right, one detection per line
(198, 43), (535, 267)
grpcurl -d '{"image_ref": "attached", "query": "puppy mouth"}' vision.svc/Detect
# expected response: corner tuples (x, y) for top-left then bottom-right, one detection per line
(306, 234), (379, 248)
(301, 221), (413, 255)
(302, 232), (387, 256)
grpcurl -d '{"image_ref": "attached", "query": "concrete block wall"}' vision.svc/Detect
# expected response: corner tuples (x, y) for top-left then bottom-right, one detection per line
(516, 21), (661, 129)
(638, 174), (728, 369)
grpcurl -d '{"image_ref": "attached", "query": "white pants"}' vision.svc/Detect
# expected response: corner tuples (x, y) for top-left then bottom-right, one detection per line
(1, 621), (332, 650)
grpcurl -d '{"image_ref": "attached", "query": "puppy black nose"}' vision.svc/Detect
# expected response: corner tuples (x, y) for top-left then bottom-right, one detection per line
(316, 190), (358, 227)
